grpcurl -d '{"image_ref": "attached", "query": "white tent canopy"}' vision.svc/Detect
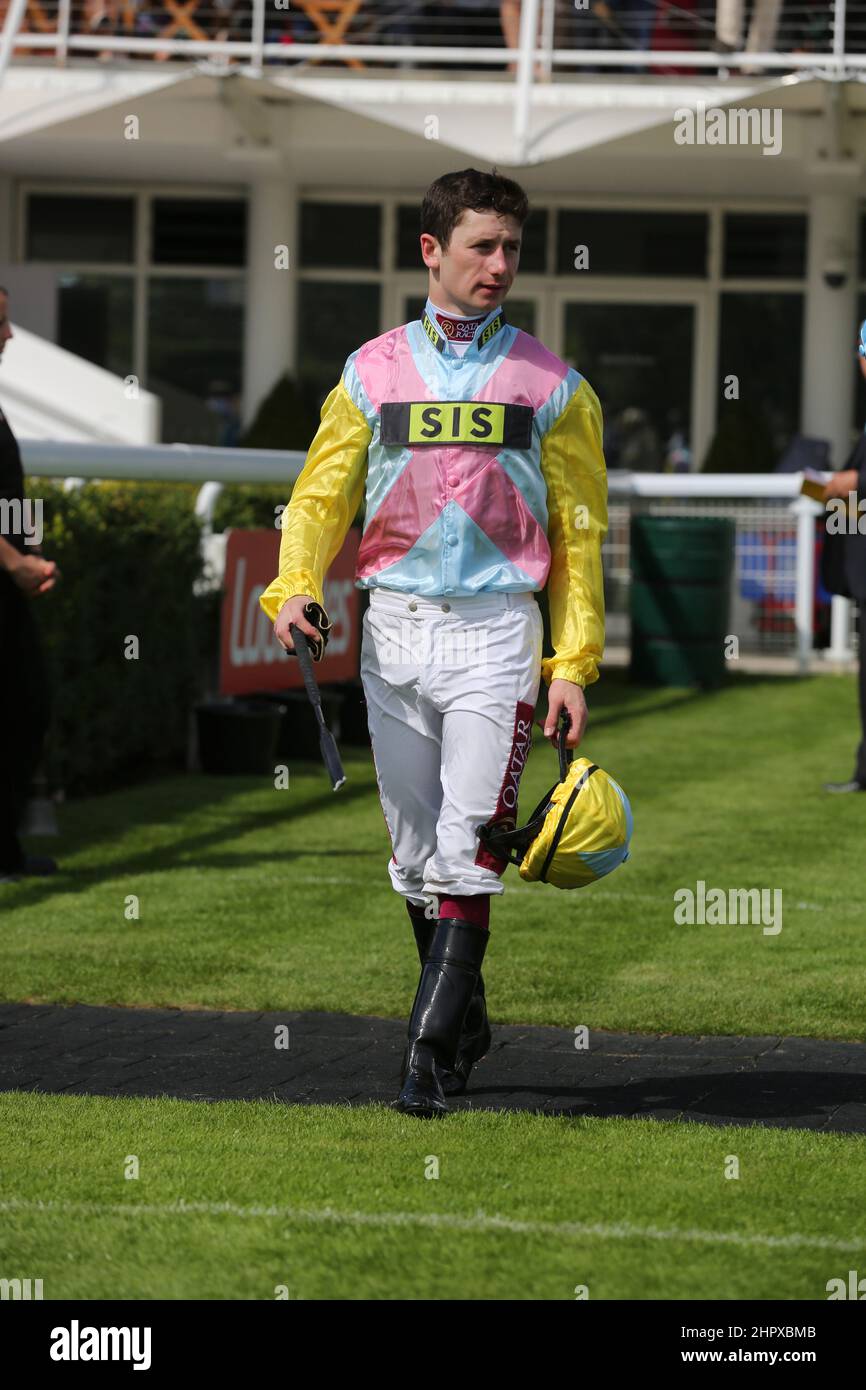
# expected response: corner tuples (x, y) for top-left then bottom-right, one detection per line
(0, 326), (159, 444)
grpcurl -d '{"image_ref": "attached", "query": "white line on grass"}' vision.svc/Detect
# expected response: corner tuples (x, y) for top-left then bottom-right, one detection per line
(1, 1198), (863, 1252)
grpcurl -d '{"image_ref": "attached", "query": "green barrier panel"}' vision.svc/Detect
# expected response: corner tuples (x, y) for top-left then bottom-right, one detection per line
(629, 515), (735, 689)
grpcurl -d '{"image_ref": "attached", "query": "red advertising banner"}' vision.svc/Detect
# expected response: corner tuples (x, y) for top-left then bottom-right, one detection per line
(219, 528), (361, 695)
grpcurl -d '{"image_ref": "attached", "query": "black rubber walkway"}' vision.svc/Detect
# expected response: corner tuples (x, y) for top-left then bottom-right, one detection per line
(1, 1002), (864, 1131)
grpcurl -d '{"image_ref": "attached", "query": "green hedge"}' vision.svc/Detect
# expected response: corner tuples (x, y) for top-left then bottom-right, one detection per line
(211, 485), (291, 534)
(33, 480), (206, 795)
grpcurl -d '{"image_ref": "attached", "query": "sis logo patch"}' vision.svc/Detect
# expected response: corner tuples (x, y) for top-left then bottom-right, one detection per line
(380, 400), (533, 448)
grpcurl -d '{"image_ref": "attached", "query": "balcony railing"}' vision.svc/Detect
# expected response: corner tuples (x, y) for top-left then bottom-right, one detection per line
(0, 0), (860, 77)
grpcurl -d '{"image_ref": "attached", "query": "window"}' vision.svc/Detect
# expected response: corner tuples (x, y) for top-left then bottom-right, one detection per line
(300, 202), (381, 269)
(147, 277), (245, 443)
(27, 195), (135, 263)
(711, 293), (803, 469)
(57, 274), (134, 376)
(398, 205), (422, 270)
(556, 210), (708, 277)
(25, 189), (252, 445)
(564, 301), (693, 471)
(723, 214), (807, 279)
(518, 210), (547, 273)
(297, 280), (381, 416)
(151, 198), (247, 267)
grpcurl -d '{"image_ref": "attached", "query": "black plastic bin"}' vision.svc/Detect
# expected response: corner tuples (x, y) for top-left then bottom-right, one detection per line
(196, 699), (285, 775)
(336, 678), (372, 748)
(252, 690), (348, 761)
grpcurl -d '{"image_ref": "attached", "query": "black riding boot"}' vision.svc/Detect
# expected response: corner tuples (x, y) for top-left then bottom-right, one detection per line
(395, 918), (490, 1117)
(411, 919), (492, 1096)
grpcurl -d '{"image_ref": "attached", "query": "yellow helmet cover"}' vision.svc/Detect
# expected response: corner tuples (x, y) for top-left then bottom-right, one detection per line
(519, 758), (633, 888)
(477, 751), (633, 890)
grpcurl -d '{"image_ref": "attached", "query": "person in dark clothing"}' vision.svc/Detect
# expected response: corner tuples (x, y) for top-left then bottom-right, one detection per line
(822, 321), (866, 794)
(0, 286), (59, 882)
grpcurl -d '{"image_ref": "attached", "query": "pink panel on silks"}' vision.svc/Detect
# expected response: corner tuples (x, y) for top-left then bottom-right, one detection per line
(455, 463), (550, 585)
(474, 329), (570, 409)
(356, 448), (550, 584)
(474, 700), (535, 875)
(354, 326), (438, 578)
(353, 326), (430, 410)
(356, 447), (445, 577)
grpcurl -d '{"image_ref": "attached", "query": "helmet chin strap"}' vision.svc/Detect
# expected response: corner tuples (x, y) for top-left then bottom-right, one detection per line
(476, 712), (577, 865)
(475, 736), (595, 871)
(476, 812), (550, 867)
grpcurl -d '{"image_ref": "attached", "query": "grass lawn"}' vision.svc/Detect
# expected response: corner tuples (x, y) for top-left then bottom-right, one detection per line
(2, 1091), (864, 1301)
(2, 669), (865, 1039)
(3, 669), (866, 1301)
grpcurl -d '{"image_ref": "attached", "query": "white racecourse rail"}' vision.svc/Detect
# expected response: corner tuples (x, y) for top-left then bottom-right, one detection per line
(20, 440), (849, 669)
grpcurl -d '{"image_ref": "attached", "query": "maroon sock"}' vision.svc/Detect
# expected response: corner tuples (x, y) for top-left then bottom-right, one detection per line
(438, 895), (490, 931)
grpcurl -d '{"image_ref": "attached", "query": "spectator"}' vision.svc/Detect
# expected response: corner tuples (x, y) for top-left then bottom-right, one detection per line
(498, 0), (550, 73)
(377, 0), (429, 49)
(593, 0), (658, 57)
(205, 381), (242, 447)
(793, 0), (833, 57)
(663, 407), (692, 472)
(716, 0), (782, 68)
(81, 0), (121, 61)
(0, 288), (59, 884)
(604, 405), (662, 471)
(432, 0), (548, 75)
(821, 319), (866, 793)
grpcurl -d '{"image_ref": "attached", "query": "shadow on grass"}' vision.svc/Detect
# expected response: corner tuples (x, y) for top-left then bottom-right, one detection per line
(11, 758), (381, 914)
(470, 1065), (865, 1128)
(568, 665), (822, 735)
(13, 667), (837, 914)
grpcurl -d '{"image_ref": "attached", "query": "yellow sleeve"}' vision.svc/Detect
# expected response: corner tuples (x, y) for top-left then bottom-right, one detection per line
(259, 378), (371, 622)
(538, 378), (608, 689)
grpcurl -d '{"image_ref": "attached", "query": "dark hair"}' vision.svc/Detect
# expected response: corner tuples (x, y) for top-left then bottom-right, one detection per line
(420, 168), (530, 252)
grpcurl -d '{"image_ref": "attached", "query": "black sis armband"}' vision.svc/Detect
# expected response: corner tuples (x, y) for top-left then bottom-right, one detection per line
(380, 401), (534, 450)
